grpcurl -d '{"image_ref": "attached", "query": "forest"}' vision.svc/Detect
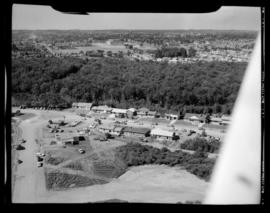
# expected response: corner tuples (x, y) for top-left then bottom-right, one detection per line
(12, 56), (247, 114)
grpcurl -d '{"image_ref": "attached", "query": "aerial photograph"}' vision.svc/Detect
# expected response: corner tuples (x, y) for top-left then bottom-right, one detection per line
(11, 4), (261, 204)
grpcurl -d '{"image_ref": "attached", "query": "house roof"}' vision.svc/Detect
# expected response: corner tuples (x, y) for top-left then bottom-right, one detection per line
(221, 120), (230, 124)
(128, 108), (137, 112)
(98, 124), (115, 130)
(150, 128), (175, 137)
(123, 126), (151, 134)
(189, 116), (200, 120)
(210, 117), (222, 122)
(221, 115), (231, 121)
(148, 111), (157, 116)
(114, 126), (124, 132)
(72, 102), (92, 107)
(165, 113), (178, 117)
(138, 107), (149, 112)
(112, 108), (128, 114)
(92, 105), (112, 111)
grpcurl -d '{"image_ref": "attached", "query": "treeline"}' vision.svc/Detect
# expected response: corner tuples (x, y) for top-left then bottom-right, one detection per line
(114, 143), (216, 181)
(180, 137), (220, 153)
(12, 56), (246, 114)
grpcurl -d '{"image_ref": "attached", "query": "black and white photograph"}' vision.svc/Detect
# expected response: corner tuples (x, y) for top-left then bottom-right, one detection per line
(9, 3), (263, 204)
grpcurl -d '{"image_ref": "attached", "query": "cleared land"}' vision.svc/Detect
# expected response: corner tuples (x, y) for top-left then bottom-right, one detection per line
(12, 108), (215, 203)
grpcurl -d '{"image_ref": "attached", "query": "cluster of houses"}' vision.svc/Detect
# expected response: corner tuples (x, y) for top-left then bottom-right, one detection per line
(72, 102), (230, 125)
(98, 123), (178, 141)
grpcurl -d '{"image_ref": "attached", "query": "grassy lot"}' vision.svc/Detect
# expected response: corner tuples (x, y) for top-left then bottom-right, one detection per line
(45, 169), (108, 190)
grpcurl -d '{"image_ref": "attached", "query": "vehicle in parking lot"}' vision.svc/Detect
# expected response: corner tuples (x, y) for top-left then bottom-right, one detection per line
(37, 162), (43, 167)
(78, 148), (85, 154)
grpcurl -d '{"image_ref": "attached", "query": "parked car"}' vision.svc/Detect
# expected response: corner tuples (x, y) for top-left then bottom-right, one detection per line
(37, 162), (43, 167)
(50, 141), (57, 145)
(78, 148), (85, 154)
(21, 139), (26, 143)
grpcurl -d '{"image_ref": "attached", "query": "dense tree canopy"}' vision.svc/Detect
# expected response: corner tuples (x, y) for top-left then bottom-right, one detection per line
(12, 56), (246, 114)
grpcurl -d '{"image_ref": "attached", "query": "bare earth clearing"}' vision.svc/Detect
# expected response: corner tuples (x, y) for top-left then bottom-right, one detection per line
(12, 108), (210, 203)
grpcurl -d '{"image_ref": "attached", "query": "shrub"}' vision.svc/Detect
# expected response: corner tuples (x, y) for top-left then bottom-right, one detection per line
(46, 156), (65, 165)
(180, 137), (220, 153)
(45, 171), (108, 189)
(64, 161), (83, 171)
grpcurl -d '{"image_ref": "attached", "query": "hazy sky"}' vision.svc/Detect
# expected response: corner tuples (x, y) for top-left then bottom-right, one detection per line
(12, 4), (261, 31)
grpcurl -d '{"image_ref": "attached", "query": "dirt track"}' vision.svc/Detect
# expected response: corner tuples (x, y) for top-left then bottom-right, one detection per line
(12, 109), (209, 203)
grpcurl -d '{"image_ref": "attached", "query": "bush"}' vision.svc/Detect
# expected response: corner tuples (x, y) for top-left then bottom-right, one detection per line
(16, 144), (25, 150)
(46, 156), (65, 165)
(180, 137), (220, 153)
(45, 171), (108, 189)
(64, 161), (83, 171)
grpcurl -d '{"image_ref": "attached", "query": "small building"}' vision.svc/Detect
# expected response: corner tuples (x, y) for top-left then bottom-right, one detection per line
(210, 116), (222, 125)
(150, 128), (177, 141)
(61, 135), (83, 145)
(91, 105), (112, 114)
(137, 107), (150, 117)
(111, 108), (128, 118)
(220, 115), (230, 126)
(72, 102), (93, 111)
(221, 115), (230, 121)
(122, 126), (151, 137)
(165, 113), (179, 120)
(147, 111), (157, 118)
(127, 108), (137, 119)
(99, 124), (115, 134)
(98, 124), (124, 136)
(189, 115), (200, 121)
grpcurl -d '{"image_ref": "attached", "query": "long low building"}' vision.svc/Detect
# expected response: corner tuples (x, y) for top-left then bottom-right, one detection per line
(91, 105), (113, 113)
(150, 128), (177, 141)
(122, 126), (151, 137)
(111, 108), (128, 118)
(72, 102), (93, 110)
(98, 124), (124, 136)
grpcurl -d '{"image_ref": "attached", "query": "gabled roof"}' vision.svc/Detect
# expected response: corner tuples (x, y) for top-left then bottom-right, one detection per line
(98, 124), (115, 130)
(92, 105), (112, 111)
(148, 111), (157, 116)
(123, 126), (151, 134)
(112, 108), (128, 114)
(114, 126), (124, 132)
(128, 108), (137, 112)
(210, 117), (222, 122)
(72, 102), (92, 107)
(221, 115), (231, 121)
(150, 128), (175, 137)
(189, 115), (200, 120)
(138, 107), (149, 112)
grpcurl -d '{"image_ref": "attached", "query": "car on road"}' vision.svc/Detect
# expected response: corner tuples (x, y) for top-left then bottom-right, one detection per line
(78, 148), (85, 154)
(37, 162), (43, 167)
(36, 152), (45, 158)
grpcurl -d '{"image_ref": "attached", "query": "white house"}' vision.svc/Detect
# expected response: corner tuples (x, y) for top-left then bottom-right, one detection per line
(150, 128), (177, 141)
(111, 108), (128, 118)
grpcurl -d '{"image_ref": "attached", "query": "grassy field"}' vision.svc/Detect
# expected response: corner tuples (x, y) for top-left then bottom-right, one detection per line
(45, 169), (108, 190)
